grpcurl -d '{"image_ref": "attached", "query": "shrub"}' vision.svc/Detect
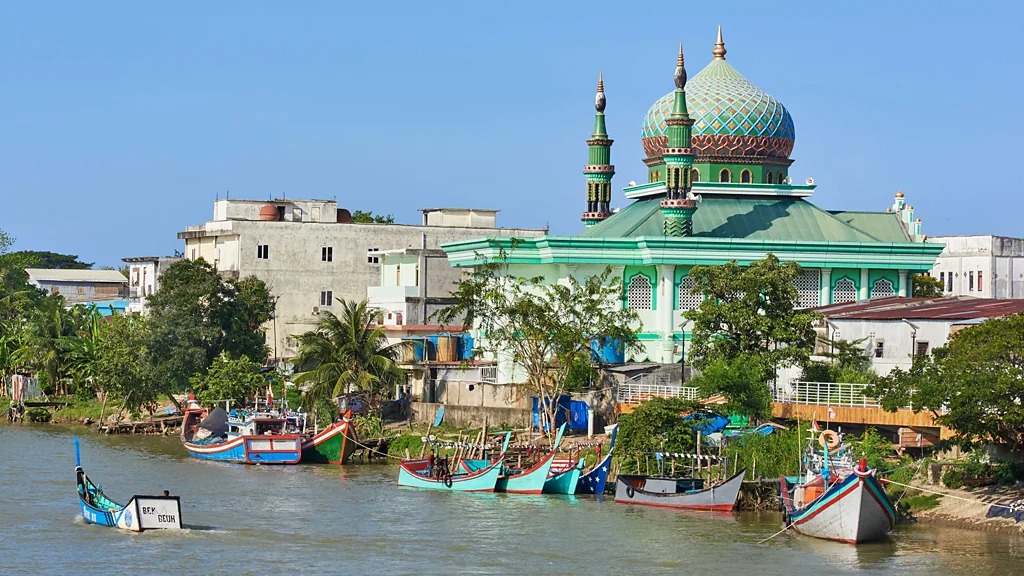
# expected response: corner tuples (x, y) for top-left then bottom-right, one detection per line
(942, 467), (965, 489)
(26, 407), (51, 423)
(387, 433), (425, 458)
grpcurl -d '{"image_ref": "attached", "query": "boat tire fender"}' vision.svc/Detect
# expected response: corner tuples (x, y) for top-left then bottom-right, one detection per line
(625, 485), (635, 499)
(818, 430), (840, 450)
(443, 476), (453, 488)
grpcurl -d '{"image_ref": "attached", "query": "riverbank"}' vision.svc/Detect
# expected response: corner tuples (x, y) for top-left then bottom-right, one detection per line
(910, 483), (1024, 536)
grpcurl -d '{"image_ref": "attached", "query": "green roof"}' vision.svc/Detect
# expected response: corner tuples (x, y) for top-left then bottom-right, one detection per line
(828, 211), (911, 242)
(578, 196), (893, 243)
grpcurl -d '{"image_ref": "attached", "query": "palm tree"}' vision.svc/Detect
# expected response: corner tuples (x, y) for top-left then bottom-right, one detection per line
(292, 300), (408, 416)
(16, 296), (81, 396)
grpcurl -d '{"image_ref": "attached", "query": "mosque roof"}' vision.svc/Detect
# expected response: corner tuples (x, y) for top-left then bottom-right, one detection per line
(578, 197), (897, 243)
(828, 211), (912, 243)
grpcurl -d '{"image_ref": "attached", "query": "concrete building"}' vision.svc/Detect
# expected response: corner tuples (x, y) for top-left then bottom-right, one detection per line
(367, 247), (461, 328)
(121, 256), (182, 313)
(926, 235), (1024, 299)
(814, 297), (1024, 375)
(25, 268), (127, 304)
(178, 198), (546, 358)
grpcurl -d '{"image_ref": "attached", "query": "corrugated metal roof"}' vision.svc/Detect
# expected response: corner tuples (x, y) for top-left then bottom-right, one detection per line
(26, 268), (127, 283)
(578, 197), (886, 242)
(828, 211), (911, 242)
(815, 296), (1024, 320)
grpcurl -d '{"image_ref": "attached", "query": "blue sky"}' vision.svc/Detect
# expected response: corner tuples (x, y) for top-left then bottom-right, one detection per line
(1, 1), (1021, 266)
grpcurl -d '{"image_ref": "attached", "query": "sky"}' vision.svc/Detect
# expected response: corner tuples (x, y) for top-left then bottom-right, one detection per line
(2, 1), (1022, 267)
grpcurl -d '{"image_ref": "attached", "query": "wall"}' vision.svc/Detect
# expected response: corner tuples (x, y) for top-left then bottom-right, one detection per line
(411, 401), (531, 429)
(826, 318), (957, 375)
(928, 235), (1024, 298)
(34, 281), (126, 304)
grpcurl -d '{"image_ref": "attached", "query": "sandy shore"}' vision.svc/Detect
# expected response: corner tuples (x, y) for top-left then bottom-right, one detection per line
(911, 483), (1024, 536)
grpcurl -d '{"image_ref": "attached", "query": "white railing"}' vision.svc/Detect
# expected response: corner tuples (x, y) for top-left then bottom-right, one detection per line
(772, 381), (879, 408)
(617, 376), (700, 404)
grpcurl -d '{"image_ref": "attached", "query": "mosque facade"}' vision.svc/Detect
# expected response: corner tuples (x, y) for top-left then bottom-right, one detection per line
(442, 30), (943, 364)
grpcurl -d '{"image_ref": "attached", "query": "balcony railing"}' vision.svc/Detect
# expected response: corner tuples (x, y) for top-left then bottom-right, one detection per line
(617, 376), (699, 405)
(772, 381), (880, 408)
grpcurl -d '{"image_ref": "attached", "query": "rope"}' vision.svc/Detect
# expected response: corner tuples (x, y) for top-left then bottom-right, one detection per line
(350, 436), (404, 461)
(884, 479), (1021, 511)
(758, 522), (795, 544)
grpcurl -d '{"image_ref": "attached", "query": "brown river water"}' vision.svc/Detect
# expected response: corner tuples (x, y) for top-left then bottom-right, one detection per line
(1, 425), (1022, 575)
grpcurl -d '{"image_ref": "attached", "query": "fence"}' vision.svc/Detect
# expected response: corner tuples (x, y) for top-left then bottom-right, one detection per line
(772, 381), (879, 408)
(616, 373), (699, 405)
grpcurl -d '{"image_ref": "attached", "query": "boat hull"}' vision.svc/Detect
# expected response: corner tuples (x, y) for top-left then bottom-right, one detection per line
(784, 470), (896, 543)
(495, 452), (556, 494)
(183, 435), (302, 464)
(301, 420), (357, 464)
(576, 451), (614, 495)
(543, 466), (582, 494)
(398, 458), (503, 492)
(614, 469), (746, 511)
(77, 465), (182, 532)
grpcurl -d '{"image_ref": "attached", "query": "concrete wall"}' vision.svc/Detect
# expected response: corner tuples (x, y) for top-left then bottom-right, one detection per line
(411, 401), (531, 429)
(825, 317), (959, 375)
(928, 235), (1024, 298)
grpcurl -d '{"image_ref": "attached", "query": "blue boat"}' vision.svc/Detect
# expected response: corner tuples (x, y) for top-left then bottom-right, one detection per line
(74, 437), (182, 532)
(576, 424), (617, 495)
(181, 406), (302, 464)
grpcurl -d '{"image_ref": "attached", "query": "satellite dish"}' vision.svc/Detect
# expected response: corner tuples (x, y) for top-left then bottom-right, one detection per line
(805, 177), (815, 185)
(783, 176), (793, 185)
(628, 180), (637, 187)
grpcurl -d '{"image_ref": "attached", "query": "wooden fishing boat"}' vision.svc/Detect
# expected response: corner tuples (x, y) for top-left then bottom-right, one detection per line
(543, 458), (583, 494)
(495, 451), (557, 494)
(74, 437), (182, 532)
(181, 406), (302, 464)
(576, 424), (617, 495)
(614, 469), (746, 511)
(397, 457), (504, 492)
(300, 411), (358, 464)
(781, 458), (896, 543)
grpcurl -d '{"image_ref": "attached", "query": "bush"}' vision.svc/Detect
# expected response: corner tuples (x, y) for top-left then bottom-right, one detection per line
(354, 415), (384, 439)
(942, 467), (965, 489)
(722, 428), (802, 479)
(26, 407), (51, 423)
(387, 433), (425, 458)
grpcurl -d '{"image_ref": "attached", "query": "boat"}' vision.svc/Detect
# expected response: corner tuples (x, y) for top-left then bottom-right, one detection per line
(180, 405), (302, 464)
(397, 456), (504, 492)
(780, 434), (896, 544)
(74, 437), (182, 532)
(543, 459), (583, 494)
(614, 469), (746, 511)
(300, 411), (358, 464)
(576, 424), (617, 495)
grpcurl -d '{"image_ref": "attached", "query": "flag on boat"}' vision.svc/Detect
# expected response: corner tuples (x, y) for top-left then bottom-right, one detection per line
(828, 406), (836, 419)
(811, 420), (820, 432)
(266, 383), (274, 407)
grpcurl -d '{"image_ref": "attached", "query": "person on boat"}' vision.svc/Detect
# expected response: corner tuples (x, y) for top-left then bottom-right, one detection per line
(163, 490), (170, 497)
(427, 449), (436, 477)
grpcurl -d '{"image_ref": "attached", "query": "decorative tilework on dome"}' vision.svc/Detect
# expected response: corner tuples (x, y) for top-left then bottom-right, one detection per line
(641, 59), (795, 159)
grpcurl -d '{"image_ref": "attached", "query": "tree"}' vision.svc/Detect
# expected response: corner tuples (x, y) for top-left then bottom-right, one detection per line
(8, 251), (93, 270)
(292, 300), (407, 416)
(351, 210), (395, 224)
(870, 313), (1024, 450)
(685, 254), (818, 377)
(16, 295), (79, 395)
(912, 274), (944, 299)
(617, 397), (699, 471)
(190, 352), (266, 408)
(145, 259), (275, 398)
(690, 354), (772, 419)
(437, 250), (639, 442)
(0, 229), (11, 255)
(94, 313), (159, 417)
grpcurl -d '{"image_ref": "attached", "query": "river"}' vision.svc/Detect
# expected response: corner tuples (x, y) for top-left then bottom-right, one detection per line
(1, 426), (1021, 575)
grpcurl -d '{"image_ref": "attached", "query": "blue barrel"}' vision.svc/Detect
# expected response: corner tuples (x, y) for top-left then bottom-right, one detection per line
(590, 338), (625, 364)
(460, 334), (475, 360)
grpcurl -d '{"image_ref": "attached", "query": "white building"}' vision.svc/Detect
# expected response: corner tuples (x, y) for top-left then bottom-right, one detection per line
(121, 256), (182, 313)
(814, 296), (1024, 375)
(927, 235), (1024, 299)
(25, 268), (127, 304)
(178, 198), (545, 358)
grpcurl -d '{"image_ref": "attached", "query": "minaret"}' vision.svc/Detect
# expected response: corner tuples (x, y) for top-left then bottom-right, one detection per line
(582, 72), (615, 227)
(659, 44), (698, 237)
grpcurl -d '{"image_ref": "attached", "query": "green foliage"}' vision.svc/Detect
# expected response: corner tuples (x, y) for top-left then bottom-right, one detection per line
(26, 407), (51, 422)
(388, 433), (425, 458)
(942, 467), (965, 489)
(293, 300), (406, 416)
(93, 312), (159, 416)
(689, 354), (771, 419)
(617, 397), (699, 469)
(7, 250), (93, 270)
(189, 352), (265, 408)
(902, 493), (941, 511)
(845, 427), (899, 471)
(351, 210), (395, 224)
(722, 427), (802, 478)
(437, 249), (639, 442)
(871, 313), (1024, 450)
(912, 274), (944, 299)
(52, 399), (105, 422)
(0, 229), (11, 255)
(563, 352), (599, 392)
(146, 259), (275, 395)
(353, 414), (384, 438)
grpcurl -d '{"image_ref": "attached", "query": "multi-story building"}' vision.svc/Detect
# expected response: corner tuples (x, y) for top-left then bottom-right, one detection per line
(178, 198), (545, 358)
(121, 256), (182, 313)
(926, 235), (1024, 299)
(25, 268), (127, 304)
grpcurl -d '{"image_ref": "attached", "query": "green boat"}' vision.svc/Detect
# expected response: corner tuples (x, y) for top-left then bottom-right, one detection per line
(301, 416), (358, 464)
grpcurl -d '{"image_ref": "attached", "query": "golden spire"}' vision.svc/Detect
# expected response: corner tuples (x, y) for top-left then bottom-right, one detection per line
(597, 70), (604, 93)
(713, 25), (727, 60)
(677, 42), (685, 67)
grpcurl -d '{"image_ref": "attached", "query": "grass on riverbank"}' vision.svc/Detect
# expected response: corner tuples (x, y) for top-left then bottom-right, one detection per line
(51, 400), (105, 423)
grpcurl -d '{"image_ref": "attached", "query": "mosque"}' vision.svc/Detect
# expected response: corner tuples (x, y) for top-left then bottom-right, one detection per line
(442, 29), (944, 364)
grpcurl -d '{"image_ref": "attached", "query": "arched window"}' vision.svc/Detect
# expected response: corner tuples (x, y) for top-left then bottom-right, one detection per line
(719, 168), (731, 183)
(677, 276), (703, 311)
(833, 278), (857, 304)
(777, 171), (785, 184)
(767, 171), (775, 184)
(691, 168), (700, 182)
(871, 278), (895, 299)
(741, 169), (752, 183)
(626, 274), (653, 310)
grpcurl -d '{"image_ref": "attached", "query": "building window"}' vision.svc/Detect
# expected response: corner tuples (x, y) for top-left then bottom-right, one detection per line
(691, 168), (700, 183)
(766, 172), (775, 184)
(740, 169), (752, 184)
(833, 277), (857, 303)
(777, 171), (785, 183)
(719, 168), (731, 183)
(874, 340), (885, 358)
(367, 248), (380, 264)
(321, 246), (333, 262)
(677, 275), (703, 311)
(257, 244), (270, 260)
(969, 271), (974, 291)
(320, 290), (333, 306)
(626, 274), (653, 310)
(871, 278), (895, 299)
(792, 269), (821, 308)
(939, 271), (945, 290)
(947, 272), (953, 292)
(978, 271), (983, 293)
(915, 341), (930, 357)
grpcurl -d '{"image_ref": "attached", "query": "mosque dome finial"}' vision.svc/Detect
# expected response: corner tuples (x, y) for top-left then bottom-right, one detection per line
(595, 71), (606, 112)
(674, 43), (686, 89)
(713, 26), (727, 60)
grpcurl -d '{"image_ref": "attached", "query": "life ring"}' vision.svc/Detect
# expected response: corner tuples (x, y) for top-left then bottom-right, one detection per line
(443, 475), (453, 488)
(818, 430), (840, 450)
(625, 485), (635, 499)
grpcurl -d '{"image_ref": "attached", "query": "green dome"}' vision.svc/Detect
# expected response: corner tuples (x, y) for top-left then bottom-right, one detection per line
(641, 58), (795, 160)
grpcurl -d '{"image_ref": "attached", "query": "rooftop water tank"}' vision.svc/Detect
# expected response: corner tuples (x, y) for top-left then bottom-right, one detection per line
(259, 204), (280, 221)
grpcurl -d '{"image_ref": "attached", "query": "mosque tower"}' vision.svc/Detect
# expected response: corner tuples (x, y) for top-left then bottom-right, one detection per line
(659, 44), (698, 236)
(581, 72), (615, 227)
